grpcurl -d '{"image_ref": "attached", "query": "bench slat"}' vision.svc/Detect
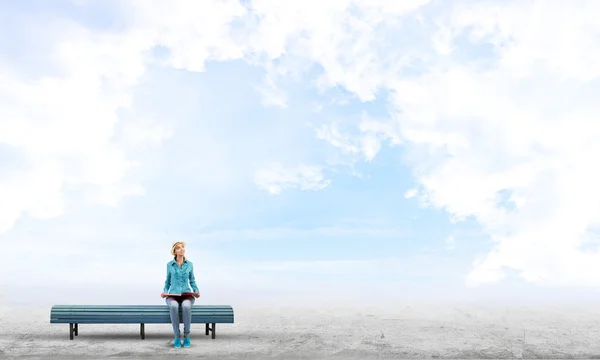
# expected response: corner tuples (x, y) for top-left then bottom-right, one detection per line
(51, 305), (231, 308)
(51, 309), (233, 314)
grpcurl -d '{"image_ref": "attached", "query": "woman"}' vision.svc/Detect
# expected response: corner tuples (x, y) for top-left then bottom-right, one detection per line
(161, 241), (200, 348)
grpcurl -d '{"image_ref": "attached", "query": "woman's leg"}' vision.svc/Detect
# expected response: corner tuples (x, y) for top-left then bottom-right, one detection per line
(181, 296), (196, 337)
(165, 297), (181, 337)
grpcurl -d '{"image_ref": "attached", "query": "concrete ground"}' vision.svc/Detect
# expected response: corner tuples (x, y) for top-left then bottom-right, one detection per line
(2, 303), (600, 359)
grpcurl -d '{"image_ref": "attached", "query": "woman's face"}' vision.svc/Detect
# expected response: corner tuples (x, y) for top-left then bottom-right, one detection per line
(174, 243), (185, 257)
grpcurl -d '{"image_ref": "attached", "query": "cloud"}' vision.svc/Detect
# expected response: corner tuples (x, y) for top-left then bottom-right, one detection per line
(387, 1), (600, 287)
(314, 122), (361, 156)
(358, 115), (402, 161)
(3, 0), (600, 293)
(0, 24), (171, 233)
(254, 163), (331, 195)
(239, 0), (600, 289)
(312, 112), (402, 164)
(404, 189), (418, 199)
(230, 0), (600, 287)
(127, 0), (248, 71)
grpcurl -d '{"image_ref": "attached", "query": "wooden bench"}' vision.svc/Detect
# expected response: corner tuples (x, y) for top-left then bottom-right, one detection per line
(50, 305), (234, 340)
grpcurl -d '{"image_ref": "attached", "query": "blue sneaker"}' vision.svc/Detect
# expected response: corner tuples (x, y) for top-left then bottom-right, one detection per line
(174, 337), (181, 348)
(183, 337), (191, 347)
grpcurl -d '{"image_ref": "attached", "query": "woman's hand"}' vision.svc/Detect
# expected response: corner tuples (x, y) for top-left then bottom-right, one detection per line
(161, 292), (168, 298)
(193, 292), (200, 298)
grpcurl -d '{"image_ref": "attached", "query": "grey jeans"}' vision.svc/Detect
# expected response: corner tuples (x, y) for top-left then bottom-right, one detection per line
(165, 296), (196, 337)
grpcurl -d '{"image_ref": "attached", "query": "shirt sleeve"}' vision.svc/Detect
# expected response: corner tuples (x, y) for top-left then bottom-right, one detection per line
(189, 263), (199, 293)
(163, 263), (171, 293)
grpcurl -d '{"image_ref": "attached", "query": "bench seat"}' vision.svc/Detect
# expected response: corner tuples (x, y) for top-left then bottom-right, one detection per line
(50, 305), (234, 340)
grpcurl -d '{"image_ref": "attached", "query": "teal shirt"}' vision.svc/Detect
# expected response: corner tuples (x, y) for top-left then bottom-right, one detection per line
(163, 258), (199, 294)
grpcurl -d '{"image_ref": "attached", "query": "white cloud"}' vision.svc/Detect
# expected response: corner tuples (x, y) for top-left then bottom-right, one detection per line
(314, 122), (360, 155)
(313, 113), (401, 164)
(404, 189), (418, 199)
(231, 0), (600, 289)
(388, 1), (600, 287)
(3, 0), (600, 293)
(254, 163), (331, 195)
(0, 19), (170, 233)
(123, 0), (433, 108)
(360, 134), (381, 161)
(128, 0), (248, 71)
(358, 114), (402, 161)
(235, 0), (600, 288)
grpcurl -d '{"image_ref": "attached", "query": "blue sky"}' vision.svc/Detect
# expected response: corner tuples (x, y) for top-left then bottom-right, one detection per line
(2, 0), (600, 308)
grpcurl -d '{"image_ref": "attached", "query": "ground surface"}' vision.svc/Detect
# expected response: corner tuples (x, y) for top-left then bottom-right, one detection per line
(2, 303), (600, 359)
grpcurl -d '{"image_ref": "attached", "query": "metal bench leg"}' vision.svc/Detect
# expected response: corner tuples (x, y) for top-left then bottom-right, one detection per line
(140, 323), (145, 340)
(205, 323), (209, 335)
(74, 324), (78, 336)
(212, 323), (216, 339)
(69, 323), (74, 340)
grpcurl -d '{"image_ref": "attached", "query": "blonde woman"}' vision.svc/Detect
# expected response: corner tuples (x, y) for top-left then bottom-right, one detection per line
(161, 241), (200, 348)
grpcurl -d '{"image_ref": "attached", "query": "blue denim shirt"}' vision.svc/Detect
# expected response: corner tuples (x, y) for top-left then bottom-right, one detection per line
(163, 258), (199, 294)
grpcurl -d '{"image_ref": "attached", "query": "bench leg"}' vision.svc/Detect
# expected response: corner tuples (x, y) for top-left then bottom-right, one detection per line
(205, 323), (216, 338)
(74, 323), (78, 336)
(140, 323), (145, 340)
(69, 323), (74, 340)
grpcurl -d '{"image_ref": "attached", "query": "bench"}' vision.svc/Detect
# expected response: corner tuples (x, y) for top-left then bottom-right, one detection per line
(50, 305), (234, 340)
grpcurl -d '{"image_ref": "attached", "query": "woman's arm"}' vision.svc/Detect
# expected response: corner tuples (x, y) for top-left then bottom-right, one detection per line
(163, 264), (171, 293)
(189, 263), (199, 293)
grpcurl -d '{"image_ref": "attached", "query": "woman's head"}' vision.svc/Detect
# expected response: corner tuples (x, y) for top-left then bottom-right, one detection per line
(171, 241), (186, 259)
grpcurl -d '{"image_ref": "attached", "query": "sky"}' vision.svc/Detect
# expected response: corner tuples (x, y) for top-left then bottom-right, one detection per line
(2, 0), (600, 309)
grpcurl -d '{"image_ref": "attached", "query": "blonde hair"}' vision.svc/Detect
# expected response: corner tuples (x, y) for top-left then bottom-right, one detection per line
(171, 241), (186, 256)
